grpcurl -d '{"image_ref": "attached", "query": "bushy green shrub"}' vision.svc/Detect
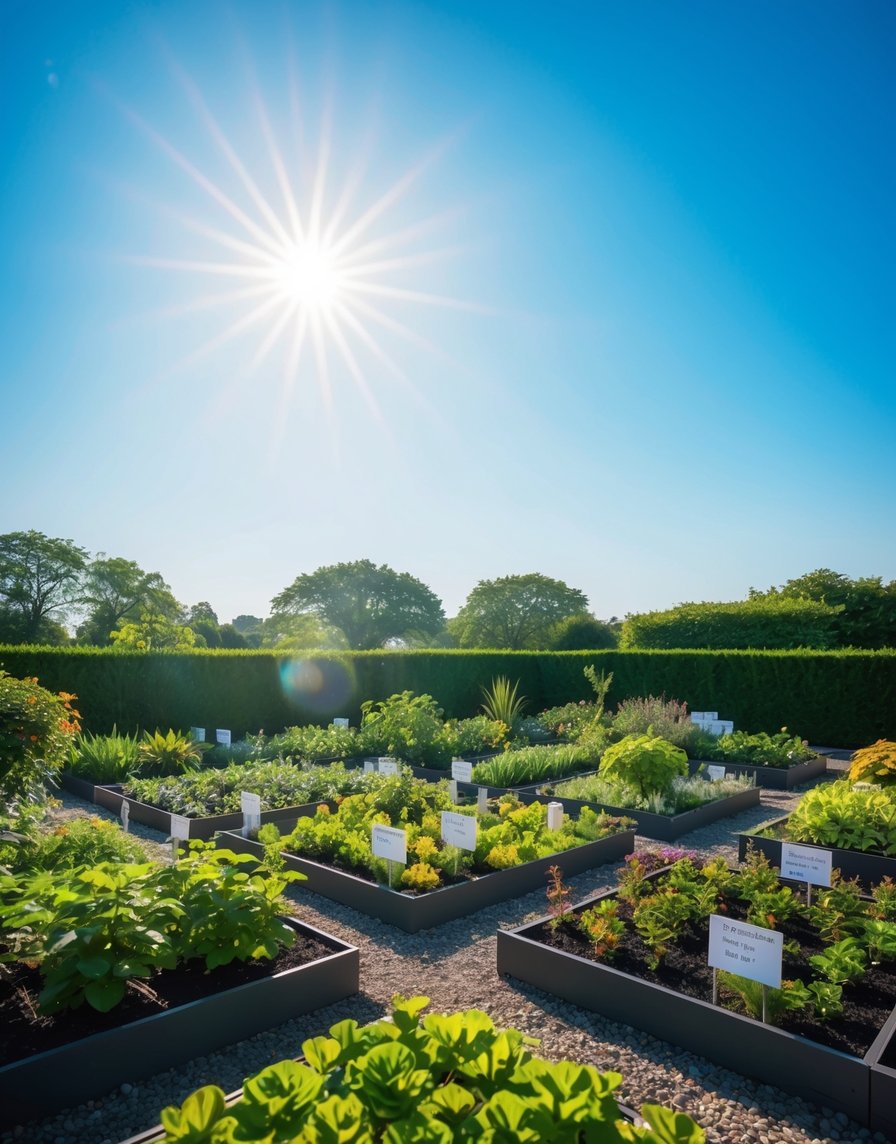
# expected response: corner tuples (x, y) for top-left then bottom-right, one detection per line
(250, 722), (359, 762)
(620, 597), (840, 650)
(137, 728), (207, 775)
(610, 695), (707, 754)
(784, 780), (896, 855)
(0, 671), (80, 800)
(472, 743), (600, 787)
(357, 691), (453, 765)
(599, 733), (689, 800)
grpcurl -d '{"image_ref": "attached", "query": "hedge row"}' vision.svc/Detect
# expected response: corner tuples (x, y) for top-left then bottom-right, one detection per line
(1, 646), (894, 747)
(620, 597), (840, 649)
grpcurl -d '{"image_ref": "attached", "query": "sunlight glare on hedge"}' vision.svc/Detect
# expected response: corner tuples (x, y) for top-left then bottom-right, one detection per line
(279, 656), (355, 716)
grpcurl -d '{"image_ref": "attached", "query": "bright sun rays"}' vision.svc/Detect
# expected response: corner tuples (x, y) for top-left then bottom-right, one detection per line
(117, 43), (481, 425)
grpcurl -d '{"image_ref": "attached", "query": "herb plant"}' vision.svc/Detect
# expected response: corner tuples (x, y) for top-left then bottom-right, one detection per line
(66, 727), (141, 782)
(702, 729), (814, 769)
(480, 676), (527, 729)
(471, 743), (600, 788)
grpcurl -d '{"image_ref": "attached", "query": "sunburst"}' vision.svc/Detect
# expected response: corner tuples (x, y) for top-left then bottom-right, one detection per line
(115, 47), (482, 423)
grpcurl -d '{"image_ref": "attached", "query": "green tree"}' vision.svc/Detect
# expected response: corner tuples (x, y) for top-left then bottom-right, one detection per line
(184, 602), (221, 648)
(110, 610), (198, 650)
(232, 614), (263, 648)
(271, 559), (446, 650)
(0, 530), (87, 642)
(752, 569), (896, 649)
(77, 555), (180, 645)
(259, 612), (342, 650)
(218, 623), (248, 649)
(549, 614), (617, 650)
(449, 573), (590, 649)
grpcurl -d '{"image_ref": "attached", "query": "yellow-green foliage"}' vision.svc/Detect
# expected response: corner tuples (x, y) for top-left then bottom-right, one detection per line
(849, 740), (896, 787)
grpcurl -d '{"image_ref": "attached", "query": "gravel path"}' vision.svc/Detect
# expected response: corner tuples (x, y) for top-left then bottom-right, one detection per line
(4, 756), (891, 1144)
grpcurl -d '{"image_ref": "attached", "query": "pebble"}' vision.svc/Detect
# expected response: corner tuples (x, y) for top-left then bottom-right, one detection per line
(2, 763), (880, 1144)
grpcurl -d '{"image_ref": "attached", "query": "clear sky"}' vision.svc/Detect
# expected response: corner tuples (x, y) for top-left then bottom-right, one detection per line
(2, 0), (894, 625)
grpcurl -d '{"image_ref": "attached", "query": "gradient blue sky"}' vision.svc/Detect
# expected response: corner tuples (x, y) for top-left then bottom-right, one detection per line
(2, 0), (894, 626)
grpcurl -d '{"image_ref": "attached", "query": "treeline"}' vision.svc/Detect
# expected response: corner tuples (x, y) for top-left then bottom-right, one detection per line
(1, 531), (893, 651)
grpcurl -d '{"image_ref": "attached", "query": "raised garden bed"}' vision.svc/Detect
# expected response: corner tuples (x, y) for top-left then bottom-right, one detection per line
(867, 1007), (896, 1139)
(218, 819), (635, 933)
(688, 754), (827, 790)
(0, 917), (359, 1130)
(513, 784), (760, 842)
(90, 784), (323, 841)
(738, 815), (896, 888)
(497, 876), (896, 1125)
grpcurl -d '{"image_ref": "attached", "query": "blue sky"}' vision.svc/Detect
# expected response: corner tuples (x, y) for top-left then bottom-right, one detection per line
(2, 0), (894, 625)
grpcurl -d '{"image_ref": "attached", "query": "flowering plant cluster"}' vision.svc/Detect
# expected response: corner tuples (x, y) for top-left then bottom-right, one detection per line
(0, 671), (80, 801)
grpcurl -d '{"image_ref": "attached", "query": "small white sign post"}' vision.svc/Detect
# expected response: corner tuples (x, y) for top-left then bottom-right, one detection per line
(363, 759), (377, 773)
(477, 786), (489, 814)
(169, 813), (191, 859)
(705, 764), (727, 782)
(190, 727), (205, 743)
(215, 728), (231, 748)
(780, 842), (832, 907)
(448, 779), (459, 804)
(546, 802), (564, 831)
(441, 811), (477, 876)
(332, 717), (350, 728)
(240, 791), (262, 837)
(378, 757), (399, 776)
(708, 914), (783, 1022)
(371, 824), (407, 889)
(451, 759), (473, 783)
(119, 799), (130, 832)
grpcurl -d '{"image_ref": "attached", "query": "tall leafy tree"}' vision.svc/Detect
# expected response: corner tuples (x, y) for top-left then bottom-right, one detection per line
(77, 555), (180, 645)
(450, 573), (590, 649)
(271, 559), (446, 649)
(0, 530), (88, 642)
(751, 569), (896, 649)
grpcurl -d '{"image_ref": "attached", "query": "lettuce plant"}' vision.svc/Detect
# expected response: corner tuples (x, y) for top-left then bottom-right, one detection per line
(703, 729), (814, 768)
(785, 780), (896, 855)
(156, 996), (704, 1143)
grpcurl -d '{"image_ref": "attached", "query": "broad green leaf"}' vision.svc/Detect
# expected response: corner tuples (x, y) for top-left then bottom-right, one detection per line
(301, 1035), (342, 1074)
(160, 1085), (227, 1142)
(84, 977), (126, 1012)
(639, 1104), (705, 1144)
(423, 1083), (476, 1121)
(383, 1112), (453, 1143)
(75, 955), (111, 979)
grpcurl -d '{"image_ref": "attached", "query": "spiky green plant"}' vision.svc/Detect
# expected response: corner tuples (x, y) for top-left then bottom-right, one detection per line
(480, 676), (527, 728)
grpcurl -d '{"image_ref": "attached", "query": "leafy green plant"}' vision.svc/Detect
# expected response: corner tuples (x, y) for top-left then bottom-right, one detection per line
(848, 739), (896, 786)
(358, 691), (453, 765)
(577, 898), (625, 960)
(480, 676), (527, 729)
(718, 972), (814, 1025)
(808, 937), (867, 985)
(704, 729), (815, 769)
(155, 996), (704, 1143)
(0, 845), (302, 1014)
(632, 890), (693, 969)
(137, 728), (208, 776)
(21, 814), (149, 871)
(0, 671), (80, 801)
(871, 876), (896, 921)
(599, 734), (689, 800)
(444, 714), (511, 757)
(249, 722), (360, 763)
(808, 873), (866, 941)
(548, 767), (750, 816)
(786, 780), (896, 856)
(66, 727), (141, 782)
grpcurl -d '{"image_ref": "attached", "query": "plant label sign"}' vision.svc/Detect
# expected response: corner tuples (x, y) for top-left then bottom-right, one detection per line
(371, 824), (407, 864)
(441, 811), (477, 851)
(363, 759), (376, 773)
(705, 764), (727, 782)
(708, 914), (782, 988)
(190, 727), (205, 742)
(378, 757), (399, 776)
(451, 759), (473, 783)
(170, 813), (191, 841)
(332, 717), (350, 728)
(780, 842), (832, 888)
(477, 786), (489, 814)
(546, 801), (564, 831)
(240, 791), (262, 834)
(216, 728), (231, 747)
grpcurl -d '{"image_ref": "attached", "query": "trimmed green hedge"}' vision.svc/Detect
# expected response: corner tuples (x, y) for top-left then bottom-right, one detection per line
(620, 597), (840, 649)
(1, 646), (894, 746)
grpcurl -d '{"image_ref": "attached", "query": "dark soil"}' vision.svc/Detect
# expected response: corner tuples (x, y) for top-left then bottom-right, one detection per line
(0, 930), (334, 1066)
(535, 893), (896, 1059)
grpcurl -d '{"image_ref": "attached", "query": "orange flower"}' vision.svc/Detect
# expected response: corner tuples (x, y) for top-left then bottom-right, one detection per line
(30, 734), (39, 742)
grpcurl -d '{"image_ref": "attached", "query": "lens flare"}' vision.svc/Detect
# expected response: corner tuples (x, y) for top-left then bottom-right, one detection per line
(279, 657), (355, 716)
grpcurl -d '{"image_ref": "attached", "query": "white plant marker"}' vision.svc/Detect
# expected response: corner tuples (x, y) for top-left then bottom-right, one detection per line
(169, 813), (191, 859)
(378, 757), (399, 776)
(190, 727), (205, 742)
(119, 800), (129, 832)
(546, 802), (564, 831)
(781, 842), (832, 908)
(705, 765), (726, 782)
(215, 728), (231, 748)
(708, 914), (782, 1023)
(332, 717), (350, 728)
(448, 779), (459, 804)
(371, 824), (407, 889)
(240, 791), (262, 837)
(441, 811), (477, 876)
(477, 787), (489, 814)
(451, 759), (473, 783)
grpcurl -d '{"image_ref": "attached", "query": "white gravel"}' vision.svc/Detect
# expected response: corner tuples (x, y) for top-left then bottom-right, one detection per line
(3, 757), (891, 1144)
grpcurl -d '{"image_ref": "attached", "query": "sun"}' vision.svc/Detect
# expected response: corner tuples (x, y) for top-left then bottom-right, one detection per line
(272, 238), (342, 311)
(118, 52), (480, 422)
